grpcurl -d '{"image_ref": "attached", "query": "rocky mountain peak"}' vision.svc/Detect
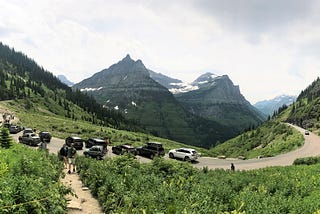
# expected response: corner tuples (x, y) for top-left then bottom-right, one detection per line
(122, 54), (133, 62)
(193, 72), (219, 83)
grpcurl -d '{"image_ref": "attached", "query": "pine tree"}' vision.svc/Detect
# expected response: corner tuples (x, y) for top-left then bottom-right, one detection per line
(0, 127), (13, 148)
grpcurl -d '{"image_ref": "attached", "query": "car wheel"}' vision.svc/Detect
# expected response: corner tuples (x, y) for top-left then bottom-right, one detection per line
(169, 153), (174, 159)
(184, 156), (190, 161)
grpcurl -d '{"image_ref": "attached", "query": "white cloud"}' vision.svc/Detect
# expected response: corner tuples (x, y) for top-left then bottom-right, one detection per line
(0, 0), (319, 103)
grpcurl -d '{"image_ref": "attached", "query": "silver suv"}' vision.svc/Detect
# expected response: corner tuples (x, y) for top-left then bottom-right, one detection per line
(168, 148), (200, 162)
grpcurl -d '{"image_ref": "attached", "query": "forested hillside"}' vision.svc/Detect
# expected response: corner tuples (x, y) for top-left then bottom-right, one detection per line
(286, 77), (320, 133)
(0, 42), (139, 131)
(210, 76), (320, 159)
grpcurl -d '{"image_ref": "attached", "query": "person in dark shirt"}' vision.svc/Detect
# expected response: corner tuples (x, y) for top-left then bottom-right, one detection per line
(67, 143), (77, 174)
(59, 144), (68, 169)
(231, 163), (235, 171)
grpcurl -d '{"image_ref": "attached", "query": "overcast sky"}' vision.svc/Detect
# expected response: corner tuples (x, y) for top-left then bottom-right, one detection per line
(0, 0), (319, 104)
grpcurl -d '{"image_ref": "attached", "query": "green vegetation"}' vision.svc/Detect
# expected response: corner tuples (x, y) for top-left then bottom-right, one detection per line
(0, 42), (141, 132)
(0, 127), (13, 148)
(208, 121), (304, 159)
(286, 97), (320, 135)
(77, 156), (320, 213)
(284, 77), (320, 135)
(0, 144), (69, 213)
(293, 156), (320, 165)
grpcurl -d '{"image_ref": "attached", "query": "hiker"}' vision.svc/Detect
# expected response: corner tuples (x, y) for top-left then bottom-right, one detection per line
(103, 138), (109, 154)
(230, 163), (235, 171)
(59, 144), (68, 169)
(39, 140), (47, 150)
(67, 143), (77, 174)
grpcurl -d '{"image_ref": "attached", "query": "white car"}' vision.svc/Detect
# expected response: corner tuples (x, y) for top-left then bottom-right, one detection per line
(168, 148), (200, 162)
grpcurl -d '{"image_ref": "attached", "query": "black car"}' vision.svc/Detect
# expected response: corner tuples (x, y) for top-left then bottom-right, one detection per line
(85, 138), (106, 148)
(39, 131), (52, 142)
(136, 142), (165, 159)
(65, 136), (84, 150)
(3, 122), (11, 129)
(112, 144), (137, 155)
(84, 145), (106, 160)
(9, 125), (22, 134)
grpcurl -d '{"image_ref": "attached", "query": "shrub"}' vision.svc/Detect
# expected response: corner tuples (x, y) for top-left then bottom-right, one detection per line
(293, 156), (320, 165)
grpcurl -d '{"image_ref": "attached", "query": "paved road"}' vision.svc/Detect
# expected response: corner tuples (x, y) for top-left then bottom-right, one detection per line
(11, 132), (152, 163)
(194, 124), (320, 170)
(11, 124), (320, 171)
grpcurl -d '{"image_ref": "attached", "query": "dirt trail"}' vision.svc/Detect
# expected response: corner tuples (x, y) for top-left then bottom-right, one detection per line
(62, 170), (103, 214)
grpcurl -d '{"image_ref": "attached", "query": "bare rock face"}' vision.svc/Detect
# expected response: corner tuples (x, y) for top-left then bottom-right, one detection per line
(174, 73), (265, 132)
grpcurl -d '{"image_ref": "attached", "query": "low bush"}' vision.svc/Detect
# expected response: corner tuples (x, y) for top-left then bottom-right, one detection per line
(0, 144), (70, 213)
(77, 156), (320, 213)
(293, 156), (320, 165)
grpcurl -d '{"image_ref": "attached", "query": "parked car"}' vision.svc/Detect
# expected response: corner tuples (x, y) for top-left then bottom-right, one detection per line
(3, 122), (11, 128)
(39, 131), (52, 142)
(84, 145), (106, 160)
(168, 148), (200, 162)
(112, 144), (137, 155)
(23, 128), (34, 135)
(85, 138), (106, 148)
(65, 136), (83, 150)
(305, 130), (310, 135)
(9, 125), (22, 134)
(136, 142), (165, 159)
(19, 133), (40, 146)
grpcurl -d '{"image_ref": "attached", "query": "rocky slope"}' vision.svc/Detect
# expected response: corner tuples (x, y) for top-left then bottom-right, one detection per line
(174, 73), (265, 132)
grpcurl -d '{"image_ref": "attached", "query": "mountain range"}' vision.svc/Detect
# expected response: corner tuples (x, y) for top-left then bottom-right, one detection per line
(254, 95), (297, 116)
(57, 74), (74, 87)
(143, 68), (265, 132)
(73, 54), (265, 147)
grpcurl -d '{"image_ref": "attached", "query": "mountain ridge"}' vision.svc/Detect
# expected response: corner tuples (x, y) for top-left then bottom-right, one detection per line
(73, 55), (238, 148)
(254, 95), (297, 116)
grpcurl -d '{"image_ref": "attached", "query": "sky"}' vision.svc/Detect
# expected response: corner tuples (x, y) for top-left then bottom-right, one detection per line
(0, 0), (320, 104)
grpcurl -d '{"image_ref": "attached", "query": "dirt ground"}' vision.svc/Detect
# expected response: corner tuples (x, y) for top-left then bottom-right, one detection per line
(62, 169), (103, 214)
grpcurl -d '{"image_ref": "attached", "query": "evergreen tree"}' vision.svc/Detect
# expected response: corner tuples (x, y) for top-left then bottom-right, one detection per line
(0, 127), (13, 148)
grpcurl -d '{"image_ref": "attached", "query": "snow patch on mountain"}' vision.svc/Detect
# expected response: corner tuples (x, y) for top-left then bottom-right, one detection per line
(80, 87), (103, 92)
(169, 82), (199, 94)
(197, 80), (209, 85)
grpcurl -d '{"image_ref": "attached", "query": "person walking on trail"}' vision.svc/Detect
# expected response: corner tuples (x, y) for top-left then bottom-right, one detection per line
(39, 140), (47, 151)
(67, 143), (77, 174)
(59, 144), (68, 169)
(230, 163), (235, 171)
